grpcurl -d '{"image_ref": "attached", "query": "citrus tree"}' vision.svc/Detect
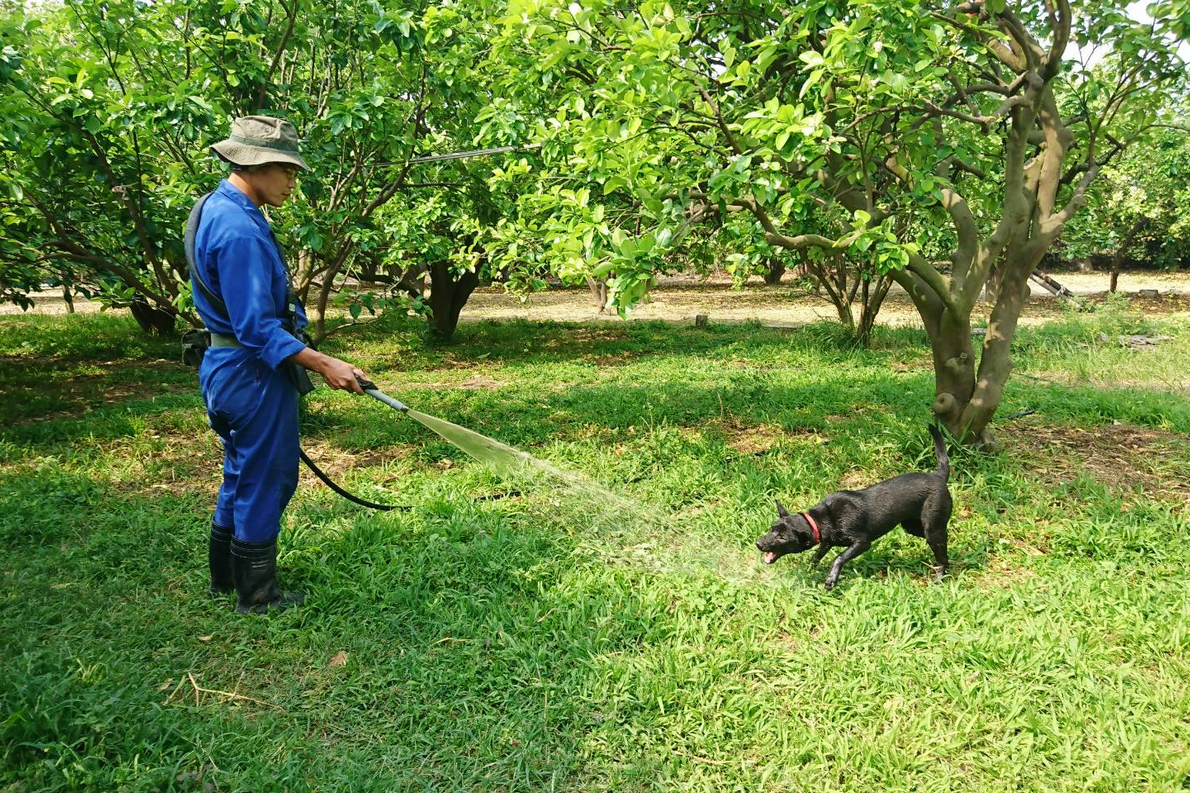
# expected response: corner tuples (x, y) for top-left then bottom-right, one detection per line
(1060, 122), (1190, 289)
(0, 0), (519, 342)
(491, 0), (1187, 444)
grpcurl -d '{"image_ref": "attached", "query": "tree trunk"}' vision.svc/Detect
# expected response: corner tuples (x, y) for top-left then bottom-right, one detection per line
(587, 276), (610, 313)
(855, 274), (892, 348)
(804, 256), (893, 346)
(950, 262), (1035, 447)
(130, 297), (178, 336)
(762, 257), (785, 285)
(923, 308), (978, 436)
(426, 261), (480, 341)
(983, 262), (1004, 302)
(399, 262), (429, 297)
(1109, 216), (1148, 293)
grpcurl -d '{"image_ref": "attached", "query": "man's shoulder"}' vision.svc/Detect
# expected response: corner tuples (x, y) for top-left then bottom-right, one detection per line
(199, 191), (265, 245)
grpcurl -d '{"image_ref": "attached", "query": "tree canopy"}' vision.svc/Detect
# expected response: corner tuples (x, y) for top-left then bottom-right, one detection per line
(1, 0), (1186, 440)
(485, 0), (1188, 441)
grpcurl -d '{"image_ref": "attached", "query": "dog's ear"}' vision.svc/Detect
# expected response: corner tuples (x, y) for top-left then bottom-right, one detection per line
(775, 500), (790, 518)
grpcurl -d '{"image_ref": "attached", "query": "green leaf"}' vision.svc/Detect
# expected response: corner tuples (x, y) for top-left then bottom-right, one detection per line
(602, 176), (627, 195)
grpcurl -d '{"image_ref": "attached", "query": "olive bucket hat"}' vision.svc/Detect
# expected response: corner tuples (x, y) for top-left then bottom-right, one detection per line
(210, 115), (310, 171)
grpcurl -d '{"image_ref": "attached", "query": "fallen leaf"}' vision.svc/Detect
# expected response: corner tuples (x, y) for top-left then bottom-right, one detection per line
(198, 635), (213, 642)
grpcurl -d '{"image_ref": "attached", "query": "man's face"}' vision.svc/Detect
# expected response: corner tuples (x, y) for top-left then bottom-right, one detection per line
(248, 162), (300, 207)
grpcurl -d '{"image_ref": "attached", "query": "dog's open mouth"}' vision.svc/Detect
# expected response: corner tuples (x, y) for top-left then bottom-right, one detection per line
(761, 551), (779, 565)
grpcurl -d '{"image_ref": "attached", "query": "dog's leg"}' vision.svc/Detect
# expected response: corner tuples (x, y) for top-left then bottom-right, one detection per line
(824, 541), (871, 590)
(922, 491), (952, 582)
(811, 544), (830, 566)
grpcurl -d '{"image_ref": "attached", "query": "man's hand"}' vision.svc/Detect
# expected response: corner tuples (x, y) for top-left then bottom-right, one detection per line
(317, 356), (365, 393)
(288, 347), (365, 394)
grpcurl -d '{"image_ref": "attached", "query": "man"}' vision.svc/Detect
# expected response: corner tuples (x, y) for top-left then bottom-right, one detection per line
(194, 115), (366, 614)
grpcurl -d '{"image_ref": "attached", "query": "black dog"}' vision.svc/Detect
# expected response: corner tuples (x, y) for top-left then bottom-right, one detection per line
(756, 425), (952, 589)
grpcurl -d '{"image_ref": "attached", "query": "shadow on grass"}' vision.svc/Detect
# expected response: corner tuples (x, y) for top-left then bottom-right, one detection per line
(8, 317), (1185, 456)
(0, 466), (686, 789)
(5, 414), (1188, 788)
(0, 355), (195, 425)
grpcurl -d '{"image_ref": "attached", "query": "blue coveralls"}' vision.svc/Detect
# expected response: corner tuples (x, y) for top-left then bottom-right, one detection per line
(192, 180), (308, 544)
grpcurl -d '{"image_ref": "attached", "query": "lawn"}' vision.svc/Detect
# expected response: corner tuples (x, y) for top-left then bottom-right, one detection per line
(2, 297), (1189, 791)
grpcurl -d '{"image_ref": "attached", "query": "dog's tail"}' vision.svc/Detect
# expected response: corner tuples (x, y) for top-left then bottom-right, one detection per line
(928, 424), (950, 481)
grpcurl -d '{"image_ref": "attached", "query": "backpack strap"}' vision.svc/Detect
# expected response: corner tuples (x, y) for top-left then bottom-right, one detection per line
(185, 192), (301, 332)
(185, 193), (229, 321)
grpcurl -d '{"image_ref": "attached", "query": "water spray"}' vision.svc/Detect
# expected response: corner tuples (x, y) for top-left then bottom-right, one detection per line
(351, 376), (640, 517)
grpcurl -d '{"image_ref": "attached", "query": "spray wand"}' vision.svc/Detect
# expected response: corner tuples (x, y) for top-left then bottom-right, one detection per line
(355, 375), (410, 413)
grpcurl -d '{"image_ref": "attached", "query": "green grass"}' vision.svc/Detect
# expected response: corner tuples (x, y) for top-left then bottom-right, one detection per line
(2, 305), (1189, 791)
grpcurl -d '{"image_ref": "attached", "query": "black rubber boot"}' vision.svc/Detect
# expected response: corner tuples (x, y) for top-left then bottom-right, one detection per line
(208, 522), (234, 596)
(231, 538), (305, 615)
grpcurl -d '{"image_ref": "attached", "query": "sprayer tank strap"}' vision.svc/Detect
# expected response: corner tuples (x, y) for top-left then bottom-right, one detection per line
(185, 194), (224, 316)
(184, 191), (302, 335)
(209, 333), (243, 348)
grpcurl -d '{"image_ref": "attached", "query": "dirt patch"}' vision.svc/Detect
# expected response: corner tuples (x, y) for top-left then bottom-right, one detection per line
(458, 375), (501, 390)
(838, 470), (878, 490)
(725, 424), (781, 456)
(586, 352), (639, 367)
(771, 630), (801, 654)
(713, 419), (829, 457)
(418, 353), (484, 372)
(452, 274), (1190, 328)
(399, 374), (505, 391)
(1001, 422), (1190, 505)
(381, 373), (502, 391)
(967, 542), (1046, 588)
(9, 272), (1190, 326)
(571, 327), (633, 342)
(298, 442), (412, 481)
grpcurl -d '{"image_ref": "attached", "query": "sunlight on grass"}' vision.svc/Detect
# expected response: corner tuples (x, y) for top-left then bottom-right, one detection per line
(2, 308), (1189, 790)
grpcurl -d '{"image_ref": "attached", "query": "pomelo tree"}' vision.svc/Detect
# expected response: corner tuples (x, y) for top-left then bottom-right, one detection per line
(0, 0), (519, 342)
(492, 0), (1187, 444)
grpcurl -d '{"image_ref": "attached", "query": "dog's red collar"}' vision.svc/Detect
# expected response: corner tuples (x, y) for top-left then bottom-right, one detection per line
(802, 512), (821, 545)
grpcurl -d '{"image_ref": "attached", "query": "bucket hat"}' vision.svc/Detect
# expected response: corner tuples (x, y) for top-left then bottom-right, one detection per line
(210, 115), (310, 171)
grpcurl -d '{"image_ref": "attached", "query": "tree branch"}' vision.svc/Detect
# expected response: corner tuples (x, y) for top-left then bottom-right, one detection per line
(698, 87), (744, 156)
(256, 0), (299, 110)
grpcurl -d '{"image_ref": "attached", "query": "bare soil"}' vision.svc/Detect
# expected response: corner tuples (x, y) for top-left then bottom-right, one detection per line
(999, 422), (1190, 506)
(463, 272), (1190, 328)
(5, 272), (1190, 328)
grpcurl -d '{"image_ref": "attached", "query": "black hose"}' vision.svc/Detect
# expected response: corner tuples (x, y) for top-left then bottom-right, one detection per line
(299, 448), (407, 511)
